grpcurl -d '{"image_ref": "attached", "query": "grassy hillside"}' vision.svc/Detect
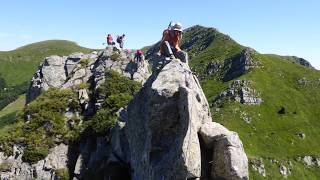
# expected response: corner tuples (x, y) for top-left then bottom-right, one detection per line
(0, 94), (25, 128)
(182, 26), (320, 179)
(0, 40), (92, 86)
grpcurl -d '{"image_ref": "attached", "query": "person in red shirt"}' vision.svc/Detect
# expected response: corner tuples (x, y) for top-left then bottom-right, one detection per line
(159, 22), (188, 63)
(107, 34), (115, 46)
(134, 49), (145, 67)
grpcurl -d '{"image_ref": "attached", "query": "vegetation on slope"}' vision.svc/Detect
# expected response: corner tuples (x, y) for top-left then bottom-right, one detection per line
(197, 52), (320, 179)
(84, 70), (141, 135)
(0, 69), (141, 165)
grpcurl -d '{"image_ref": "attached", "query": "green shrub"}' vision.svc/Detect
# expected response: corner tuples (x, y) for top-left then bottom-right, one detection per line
(22, 146), (49, 164)
(110, 52), (121, 61)
(55, 168), (69, 180)
(98, 70), (141, 97)
(20, 88), (80, 151)
(77, 82), (90, 90)
(79, 58), (90, 67)
(87, 109), (117, 134)
(104, 93), (132, 111)
(85, 70), (141, 135)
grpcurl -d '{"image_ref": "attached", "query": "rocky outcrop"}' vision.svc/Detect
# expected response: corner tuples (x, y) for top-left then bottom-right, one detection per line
(111, 58), (249, 180)
(204, 48), (260, 81)
(27, 48), (151, 108)
(223, 48), (260, 81)
(283, 56), (314, 69)
(213, 80), (263, 106)
(279, 164), (290, 178)
(0, 144), (68, 180)
(297, 156), (320, 167)
(250, 158), (266, 177)
(3, 48), (151, 180)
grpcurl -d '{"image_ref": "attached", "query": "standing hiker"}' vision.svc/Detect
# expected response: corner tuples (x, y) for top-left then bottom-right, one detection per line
(159, 22), (188, 63)
(106, 34), (115, 46)
(117, 34), (125, 49)
(134, 49), (144, 67)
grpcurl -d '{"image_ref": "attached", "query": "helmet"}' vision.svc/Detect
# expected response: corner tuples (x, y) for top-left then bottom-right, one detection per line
(172, 22), (183, 32)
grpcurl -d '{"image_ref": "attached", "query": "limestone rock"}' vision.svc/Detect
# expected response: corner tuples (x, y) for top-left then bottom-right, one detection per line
(0, 144), (68, 180)
(251, 158), (266, 177)
(279, 165), (289, 178)
(211, 132), (248, 180)
(111, 59), (248, 180)
(27, 49), (151, 106)
(213, 80), (263, 106)
(223, 48), (260, 81)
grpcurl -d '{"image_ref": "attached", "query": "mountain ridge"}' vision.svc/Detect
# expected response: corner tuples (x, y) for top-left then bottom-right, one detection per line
(0, 25), (319, 179)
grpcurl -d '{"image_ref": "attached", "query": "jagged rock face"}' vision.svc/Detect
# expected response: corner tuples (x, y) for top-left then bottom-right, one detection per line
(26, 48), (151, 106)
(0, 144), (68, 180)
(223, 48), (260, 81)
(204, 48), (260, 81)
(284, 56), (314, 69)
(213, 80), (263, 106)
(111, 59), (249, 180)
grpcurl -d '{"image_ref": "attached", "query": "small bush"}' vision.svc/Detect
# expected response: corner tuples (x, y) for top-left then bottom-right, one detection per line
(77, 82), (90, 90)
(55, 168), (70, 180)
(110, 52), (121, 61)
(99, 70), (141, 97)
(104, 93), (132, 111)
(22, 146), (49, 164)
(87, 109), (117, 134)
(79, 58), (90, 67)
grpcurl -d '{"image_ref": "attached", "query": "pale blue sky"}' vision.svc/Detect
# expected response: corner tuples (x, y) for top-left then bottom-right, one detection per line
(0, 0), (319, 69)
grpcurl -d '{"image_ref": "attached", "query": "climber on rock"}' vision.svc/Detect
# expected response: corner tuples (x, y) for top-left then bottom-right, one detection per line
(134, 49), (144, 67)
(160, 22), (188, 63)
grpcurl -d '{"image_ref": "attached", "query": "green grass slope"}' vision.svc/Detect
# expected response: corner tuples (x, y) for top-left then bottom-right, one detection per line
(181, 26), (320, 179)
(0, 40), (92, 86)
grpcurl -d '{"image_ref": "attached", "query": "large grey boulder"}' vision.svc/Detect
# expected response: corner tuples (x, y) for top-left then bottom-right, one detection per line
(27, 55), (67, 103)
(41, 55), (67, 90)
(111, 59), (248, 180)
